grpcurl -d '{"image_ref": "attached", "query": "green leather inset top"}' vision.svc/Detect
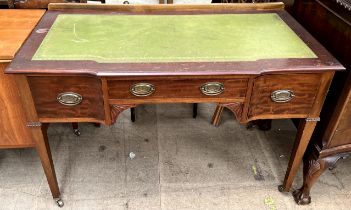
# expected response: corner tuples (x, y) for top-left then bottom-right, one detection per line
(32, 13), (317, 63)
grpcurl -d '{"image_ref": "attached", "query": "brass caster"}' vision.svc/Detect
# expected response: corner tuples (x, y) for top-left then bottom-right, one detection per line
(56, 199), (64, 207)
(73, 129), (81, 136)
(278, 184), (285, 192)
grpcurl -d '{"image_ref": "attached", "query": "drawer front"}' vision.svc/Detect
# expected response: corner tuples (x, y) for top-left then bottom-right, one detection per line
(107, 77), (249, 102)
(28, 76), (105, 121)
(248, 74), (322, 120)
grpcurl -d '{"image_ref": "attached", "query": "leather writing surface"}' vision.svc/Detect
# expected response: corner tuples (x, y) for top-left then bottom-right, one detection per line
(32, 13), (316, 63)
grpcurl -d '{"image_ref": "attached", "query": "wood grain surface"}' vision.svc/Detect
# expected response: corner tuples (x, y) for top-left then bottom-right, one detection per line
(324, 73), (351, 148)
(0, 10), (45, 60)
(0, 62), (34, 148)
(28, 76), (105, 121)
(9, 0), (86, 9)
(247, 73), (322, 121)
(107, 76), (248, 104)
(48, 2), (285, 11)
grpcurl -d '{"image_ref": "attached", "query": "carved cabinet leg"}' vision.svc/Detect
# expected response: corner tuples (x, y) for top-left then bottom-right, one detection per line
(32, 124), (61, 199)
(279, 118), (318, 192)
(293, 154), (347, 205)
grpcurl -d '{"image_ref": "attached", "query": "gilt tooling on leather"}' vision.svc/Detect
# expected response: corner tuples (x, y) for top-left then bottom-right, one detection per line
(32, 13), (317, 63)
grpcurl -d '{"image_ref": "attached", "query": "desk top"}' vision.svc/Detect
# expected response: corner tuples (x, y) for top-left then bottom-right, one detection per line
(7, 3), (344, 76)
(0, 10), (45, 61)
(32, 13), (316, 63)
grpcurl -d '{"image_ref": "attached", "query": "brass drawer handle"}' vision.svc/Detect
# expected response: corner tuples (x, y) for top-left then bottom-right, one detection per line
(57, 92), (83, 106)
(200, 82), (225, 96)
(271, 90), (295, 103)
(130, 83), (155, 97)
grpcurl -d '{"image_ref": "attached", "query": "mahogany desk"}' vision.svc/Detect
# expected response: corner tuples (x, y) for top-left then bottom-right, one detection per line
(5, 3), (344, 206)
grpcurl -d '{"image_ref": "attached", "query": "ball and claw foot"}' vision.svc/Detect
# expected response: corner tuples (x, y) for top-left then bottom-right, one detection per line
(292, 189), (311, 205)
(73, 129), (81, 136)
(56, 199), (64, 207)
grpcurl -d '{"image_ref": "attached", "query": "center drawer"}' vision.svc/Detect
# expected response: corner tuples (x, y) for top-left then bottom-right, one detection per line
(107, 76), (249, 103)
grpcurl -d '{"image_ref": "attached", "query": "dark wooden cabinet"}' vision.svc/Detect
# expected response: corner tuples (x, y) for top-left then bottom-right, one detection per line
(292, 0), (351, 205)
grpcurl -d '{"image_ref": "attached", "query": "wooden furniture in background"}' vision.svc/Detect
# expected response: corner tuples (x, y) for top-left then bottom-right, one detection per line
(291, 0), (351, 205)
(0, 9), (64, 207)
(0, 10), (44, 147)
(7, 0), (87, 8)
(6, 3), (344, 206)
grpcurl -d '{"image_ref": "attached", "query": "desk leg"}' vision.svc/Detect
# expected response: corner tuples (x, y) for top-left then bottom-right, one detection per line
(32, 124), (62, 205)
(279, 118), (318, 192)
(15, 75), (62, 207)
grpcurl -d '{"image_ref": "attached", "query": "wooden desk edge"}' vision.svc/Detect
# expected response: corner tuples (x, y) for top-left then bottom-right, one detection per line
(48, 2), (285, 11)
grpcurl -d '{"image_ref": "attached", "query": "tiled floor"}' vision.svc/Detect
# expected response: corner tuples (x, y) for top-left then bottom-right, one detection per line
(0, 104), (350, 210)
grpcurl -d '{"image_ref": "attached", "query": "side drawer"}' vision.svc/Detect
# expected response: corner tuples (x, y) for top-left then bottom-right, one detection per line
(108, 76), (249, 103)
(248, 74), (322, 120)
(28, 76), (105, 121)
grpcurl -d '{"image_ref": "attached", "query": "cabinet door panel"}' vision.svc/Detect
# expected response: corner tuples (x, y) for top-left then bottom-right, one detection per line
(0, 62), (33, 148)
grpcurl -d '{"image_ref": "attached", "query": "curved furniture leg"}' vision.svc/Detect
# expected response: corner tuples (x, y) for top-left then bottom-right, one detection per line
(279, 118), (318, 192)
(293, 153), (348, 205)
